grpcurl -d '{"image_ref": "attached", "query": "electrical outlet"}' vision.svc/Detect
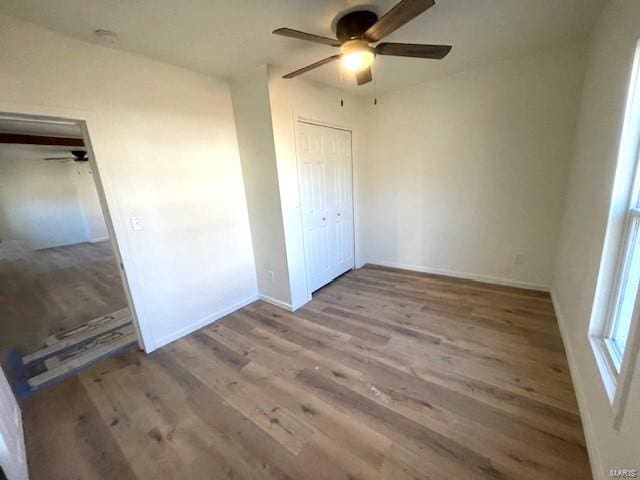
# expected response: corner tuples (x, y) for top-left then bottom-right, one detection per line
(268, 270), (275, 283)
(514, 254), (525, 265)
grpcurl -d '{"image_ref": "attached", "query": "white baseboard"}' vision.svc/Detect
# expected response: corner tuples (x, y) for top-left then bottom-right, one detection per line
(290, 295), (312, 311)
(259, 294), (295, 311)
(90, 235), (110, 243)
(366, 259), (549, 292)
(149, 293), (259, 352)
(550, 290), (604, 480)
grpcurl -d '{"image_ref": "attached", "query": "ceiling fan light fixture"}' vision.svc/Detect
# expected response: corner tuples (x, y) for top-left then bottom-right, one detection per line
(275, 0), (450, 84)
(340, 40), (374, 72)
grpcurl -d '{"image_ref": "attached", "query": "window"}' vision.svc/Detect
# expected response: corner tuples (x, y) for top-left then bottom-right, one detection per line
(605, 205), (640, 372)
(590, 41), (640, 428)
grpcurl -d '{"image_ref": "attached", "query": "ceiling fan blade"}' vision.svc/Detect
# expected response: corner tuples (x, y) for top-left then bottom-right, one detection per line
(273, 28), (341, 47)
(376, 42), (451, 59)
(283, 55), (340, 79)
(356, 67), (373, 86)
(44, 157), (73, 161)
(364, 0), (435, 42)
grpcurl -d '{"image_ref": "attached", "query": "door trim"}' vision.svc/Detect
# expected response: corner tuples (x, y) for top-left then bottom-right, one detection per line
(293, 117), (356, 299)
(0, 106), (145, 351)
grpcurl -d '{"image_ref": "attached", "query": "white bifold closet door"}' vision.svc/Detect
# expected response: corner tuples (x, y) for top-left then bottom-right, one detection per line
(297, 121), (354, 293)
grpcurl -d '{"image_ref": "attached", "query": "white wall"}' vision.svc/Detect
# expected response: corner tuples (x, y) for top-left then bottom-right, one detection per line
(0, 145), (89, 249)
(230, 66), (292, 306)
(70, 161), (109, 243)
(0, 366), (27, 480)
(267, 66), (369, 309)
(0, 145), (109, 249)
(362, 42), (587, 290)
(0, 14), (258, 351)
(553, 1), (640, 477)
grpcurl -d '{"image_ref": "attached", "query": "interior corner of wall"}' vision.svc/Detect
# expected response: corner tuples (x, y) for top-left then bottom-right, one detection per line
(265, 63), (278, 80)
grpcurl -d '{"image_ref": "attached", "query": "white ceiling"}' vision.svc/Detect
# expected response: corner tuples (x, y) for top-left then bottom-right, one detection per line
(0, 0), (604, 95)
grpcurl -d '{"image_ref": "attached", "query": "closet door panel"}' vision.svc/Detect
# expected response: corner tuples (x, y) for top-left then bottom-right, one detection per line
(298, 123), (334, 292)
(297, 122), (354, 293)
(332, 129), (354, 276)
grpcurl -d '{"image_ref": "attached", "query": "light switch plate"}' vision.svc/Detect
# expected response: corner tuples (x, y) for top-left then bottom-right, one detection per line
(130, 216), (144, 231)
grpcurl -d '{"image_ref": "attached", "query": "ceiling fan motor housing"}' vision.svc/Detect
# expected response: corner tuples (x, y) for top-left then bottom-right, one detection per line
(72, 150), (88, 161)
(335, 10), (378, 41)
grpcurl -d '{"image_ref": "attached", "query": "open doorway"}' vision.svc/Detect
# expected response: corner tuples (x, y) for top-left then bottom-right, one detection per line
(0, 114), (137, 393)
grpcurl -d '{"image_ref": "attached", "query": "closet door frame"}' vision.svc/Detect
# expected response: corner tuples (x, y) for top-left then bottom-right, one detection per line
(294, 117), (356, 298)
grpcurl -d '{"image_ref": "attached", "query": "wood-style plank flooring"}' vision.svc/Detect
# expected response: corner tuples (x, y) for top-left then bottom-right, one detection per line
(21, 265), (591, 479)
(0, 241), (128, 360)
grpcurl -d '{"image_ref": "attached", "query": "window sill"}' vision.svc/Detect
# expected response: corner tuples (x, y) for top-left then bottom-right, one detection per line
(589, 335), (618, 406)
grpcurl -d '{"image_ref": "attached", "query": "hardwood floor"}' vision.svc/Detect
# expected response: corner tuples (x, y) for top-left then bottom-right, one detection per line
(0, 241), (128, 359)
(21, 265), (591, 479)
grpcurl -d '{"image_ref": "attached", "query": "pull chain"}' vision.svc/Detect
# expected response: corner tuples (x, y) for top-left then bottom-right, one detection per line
(339, 65), (344, 107)
(373, 62), (378, 106)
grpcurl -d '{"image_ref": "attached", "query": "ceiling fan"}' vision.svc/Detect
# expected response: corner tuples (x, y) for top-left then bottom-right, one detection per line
(273, 0), (451, 86)
(44, 150), (88, 162)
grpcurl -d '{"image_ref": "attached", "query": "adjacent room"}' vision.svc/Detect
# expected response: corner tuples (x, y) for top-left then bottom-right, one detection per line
(0, 0), (638, 479)
(0, 117), (135, 390)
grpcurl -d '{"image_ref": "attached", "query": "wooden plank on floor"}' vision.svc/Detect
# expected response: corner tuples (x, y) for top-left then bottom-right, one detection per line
(27, 328), (136, 390)
(23, 309), (131, 364)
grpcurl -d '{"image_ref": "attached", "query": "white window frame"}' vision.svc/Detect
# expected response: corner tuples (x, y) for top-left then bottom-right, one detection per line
(603, 205), (640, 371)
(590, 40), (640, 429)
(592, 204), (640, 427)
